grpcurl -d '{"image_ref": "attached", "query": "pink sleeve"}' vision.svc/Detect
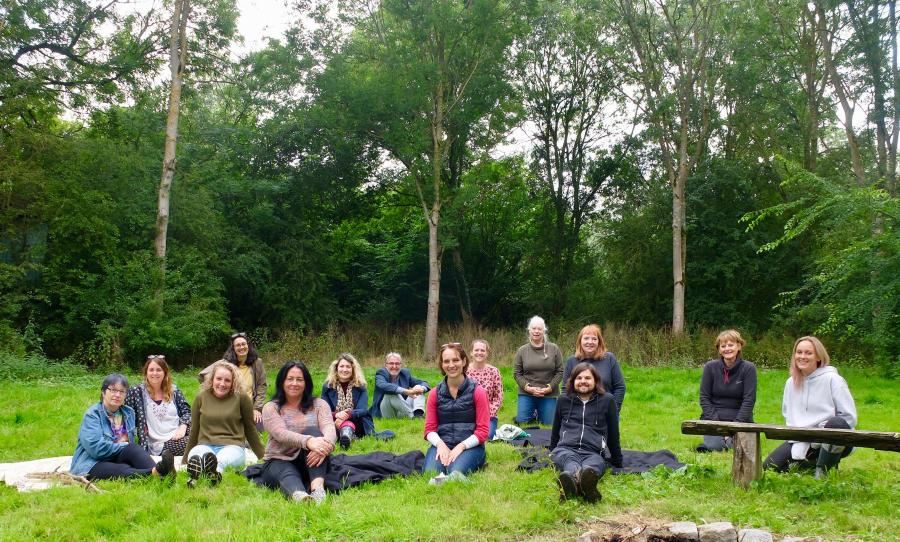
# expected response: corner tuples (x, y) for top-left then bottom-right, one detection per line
(423, 390), (439, 439)
(473, 386), (490, 444)
(489, 367), (503, 417)
(316, 399), (337, 445)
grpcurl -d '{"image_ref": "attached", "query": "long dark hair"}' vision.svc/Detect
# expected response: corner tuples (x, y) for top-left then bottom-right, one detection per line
(224, 332), (259, 367)
(565, 362), (605, 396)
(270, 360), (315, 414)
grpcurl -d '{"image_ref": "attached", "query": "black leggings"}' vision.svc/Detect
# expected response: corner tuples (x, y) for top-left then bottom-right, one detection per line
(259, 452), (328, 496)
(763, 416), (853, 472)
(88, 443), (156, 480)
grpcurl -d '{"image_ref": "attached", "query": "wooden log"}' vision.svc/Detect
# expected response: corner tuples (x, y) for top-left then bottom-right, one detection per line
(681, 420), (900, 452)
(731, 432), (761, 488)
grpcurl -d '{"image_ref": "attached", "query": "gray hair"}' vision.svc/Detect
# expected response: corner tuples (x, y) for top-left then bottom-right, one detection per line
(384, 352), (403, 364)
(527, 315), (548, 334)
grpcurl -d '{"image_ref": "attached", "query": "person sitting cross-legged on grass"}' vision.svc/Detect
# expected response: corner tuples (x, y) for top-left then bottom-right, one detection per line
(371, 352), (430, 419)
(70, 373), (175, 481)
(549, 363), (622, 503)
(423, 343), (490, 482)
(260, 361), (337, 505)
(185, 361), (265, 487)
(696, 329), (757, 453)
(763, 336), (857, 479)
(321, 352), (375, 450)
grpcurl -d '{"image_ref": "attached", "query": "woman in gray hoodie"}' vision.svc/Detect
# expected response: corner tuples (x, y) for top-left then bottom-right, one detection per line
(763, 336), (857, 478)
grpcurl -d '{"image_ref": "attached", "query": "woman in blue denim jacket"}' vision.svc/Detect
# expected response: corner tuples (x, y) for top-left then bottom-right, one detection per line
(70, 374), (175, 481)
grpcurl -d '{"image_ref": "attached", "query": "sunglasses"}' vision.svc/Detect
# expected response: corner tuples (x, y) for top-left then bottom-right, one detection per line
(231, 332), (248, 340)
(440, 342), (461, 349)
(147, 354), (165, 360)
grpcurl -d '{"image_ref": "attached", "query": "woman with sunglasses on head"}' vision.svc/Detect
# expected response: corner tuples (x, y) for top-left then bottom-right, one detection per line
(423, 343), (490, 481)
(260, 361), (336, 504)
(200, 332), (267, 428)
(125, 355), (191, 456)
(321, 352), (375, 449)
(70, 374), (175, 481)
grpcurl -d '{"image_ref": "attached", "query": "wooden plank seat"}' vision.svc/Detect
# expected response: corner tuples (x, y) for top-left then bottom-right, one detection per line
(681, 420), (900, 488)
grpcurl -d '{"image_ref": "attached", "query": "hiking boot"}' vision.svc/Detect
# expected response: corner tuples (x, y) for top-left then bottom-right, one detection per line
(155, 450), (176, 479)
(310, 488), (327, 505)
(291, 490), (312, 503)
(557, 471), (579, 501)
(339, 426), (354, 450)
(579, 468), (602, 503)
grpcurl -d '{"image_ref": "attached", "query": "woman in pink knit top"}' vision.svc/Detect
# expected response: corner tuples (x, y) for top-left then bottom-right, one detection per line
(467, 339), (503, 439)
(260, 361), (336, 505)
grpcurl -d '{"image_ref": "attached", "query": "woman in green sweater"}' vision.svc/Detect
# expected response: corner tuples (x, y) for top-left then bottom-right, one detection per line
(185, 361), (265, 487)
(514, 315), (564, 425)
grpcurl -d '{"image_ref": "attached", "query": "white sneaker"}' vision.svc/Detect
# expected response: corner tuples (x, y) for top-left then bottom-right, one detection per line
(428, 473), (448, 486)
(291, 490), (312, 503)
(310, 488), (326, 505)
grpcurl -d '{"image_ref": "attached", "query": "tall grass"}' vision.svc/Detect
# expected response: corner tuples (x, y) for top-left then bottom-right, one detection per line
(257, 322), (810, 371)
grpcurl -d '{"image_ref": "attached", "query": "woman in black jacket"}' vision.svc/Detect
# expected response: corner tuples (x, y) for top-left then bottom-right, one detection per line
(550, 362), (622, 503)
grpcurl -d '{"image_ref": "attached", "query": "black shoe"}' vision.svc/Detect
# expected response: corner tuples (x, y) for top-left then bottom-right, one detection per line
(186, 455), (202, 487)
(156, 450), (175, 479)
(413, 409), (425, 418)
(200, 452), (218, 477)
(580, 468), (602, 503)
(339, 427), (354, 450)
(557, 471), (579, 501)
(696, 444), (711, 453)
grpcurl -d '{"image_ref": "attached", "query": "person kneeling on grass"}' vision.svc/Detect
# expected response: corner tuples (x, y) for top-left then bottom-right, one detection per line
(260, 361), (336, 505)
(549, 363), (622, 503)
(423, 343), (490, 482)
(70, 374), (175, 481)
(185, 361), (265, 487)
(763, 336), (857, 479)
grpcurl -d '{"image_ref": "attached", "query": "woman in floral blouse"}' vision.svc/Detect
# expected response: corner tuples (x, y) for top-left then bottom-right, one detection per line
(467, 339), (503, 439)
(125, 355), (191, 456)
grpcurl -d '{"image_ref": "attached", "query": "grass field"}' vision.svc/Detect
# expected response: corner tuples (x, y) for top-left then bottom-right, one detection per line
(0, 362), (897, 541)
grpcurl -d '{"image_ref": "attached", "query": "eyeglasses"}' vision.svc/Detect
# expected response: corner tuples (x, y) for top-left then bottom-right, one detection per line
(106, 388), (127, 395)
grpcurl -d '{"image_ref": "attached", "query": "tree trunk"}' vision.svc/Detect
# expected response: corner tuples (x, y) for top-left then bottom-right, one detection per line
(451, 248), (473, 324)
(154, 0), (190, 295)
(423, 78), (445, 362)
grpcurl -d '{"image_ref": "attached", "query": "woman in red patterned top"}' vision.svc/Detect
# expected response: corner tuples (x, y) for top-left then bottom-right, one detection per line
(467, 339), (503, 439)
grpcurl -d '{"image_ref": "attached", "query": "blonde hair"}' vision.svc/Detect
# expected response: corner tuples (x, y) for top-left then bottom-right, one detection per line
(203, 361), (237, 396)
(325, 353), (367, 388)
(715, 329), (746, 354)
(575, 324), (607, 359)
(471, 339), (491, 357)
(790, 336), (830, 389)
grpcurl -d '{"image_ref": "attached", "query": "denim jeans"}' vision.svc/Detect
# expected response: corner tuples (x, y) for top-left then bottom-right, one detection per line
(516, 394), (557, 425)
(187, 444), (246, 472)
(423, 444), (486, 475)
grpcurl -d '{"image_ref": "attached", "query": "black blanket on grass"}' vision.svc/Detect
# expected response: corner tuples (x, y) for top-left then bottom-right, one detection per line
(243, 450), (425, 493)
(509, 428), (685, 474)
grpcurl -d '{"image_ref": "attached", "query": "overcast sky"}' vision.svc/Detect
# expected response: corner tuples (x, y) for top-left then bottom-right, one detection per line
(235, 0), (293, 52)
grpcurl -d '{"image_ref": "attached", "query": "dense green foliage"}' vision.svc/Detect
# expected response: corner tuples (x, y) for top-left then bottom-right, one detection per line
(0, 363), (897, 540)
(0, 0), (896, 370)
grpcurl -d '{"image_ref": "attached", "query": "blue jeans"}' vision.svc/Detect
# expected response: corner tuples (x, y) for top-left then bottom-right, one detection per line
(187, 444), (246, 473)
(489, 417), (498, 440)
(516, 394), (557, 425)
(423, 444), (486, 475)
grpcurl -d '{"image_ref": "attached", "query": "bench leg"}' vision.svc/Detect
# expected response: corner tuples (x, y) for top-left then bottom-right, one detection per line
(731, 431), (761, 489)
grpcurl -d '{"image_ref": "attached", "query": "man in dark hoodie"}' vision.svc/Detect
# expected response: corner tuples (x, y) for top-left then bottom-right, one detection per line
(549, 362), (623, 503)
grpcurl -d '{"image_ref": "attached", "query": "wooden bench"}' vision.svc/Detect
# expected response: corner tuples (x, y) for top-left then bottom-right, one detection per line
(681, 420), (900, 488)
